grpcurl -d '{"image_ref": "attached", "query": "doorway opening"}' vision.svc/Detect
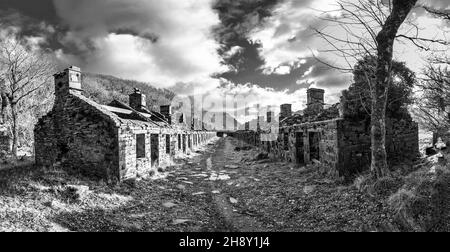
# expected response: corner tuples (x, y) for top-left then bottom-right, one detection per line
(309, 132), (320, 161)
(151, 134), (159, 167)
(296, 132), (304, 164)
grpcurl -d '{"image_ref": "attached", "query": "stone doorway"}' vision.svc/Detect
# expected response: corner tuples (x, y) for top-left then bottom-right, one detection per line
(309, 132), (320, 161)
(295, 132), (304, 164)
(151, 134), (159, 167)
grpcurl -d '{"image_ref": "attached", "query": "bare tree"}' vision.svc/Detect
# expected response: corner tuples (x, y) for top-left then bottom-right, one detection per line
(414, 58), (450, 133)
(311, 0), (448, 178)
(412, 7), (450, 136)
(0, 37), (55, 158)
(0, 78), (7, 124)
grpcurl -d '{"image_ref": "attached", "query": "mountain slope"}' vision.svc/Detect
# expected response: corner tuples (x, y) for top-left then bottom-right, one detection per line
(82, 73), (176, 110)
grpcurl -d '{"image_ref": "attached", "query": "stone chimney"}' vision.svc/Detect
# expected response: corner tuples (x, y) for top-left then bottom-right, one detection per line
(267, 111), (275, 123)
(129, 88), (147, 112)
(54, 66), (82, 99)
(160, 105), (172, 124)
(306, 88), (325, 114)
(245, 122), (250, 131)
(279, 104), (292, 122)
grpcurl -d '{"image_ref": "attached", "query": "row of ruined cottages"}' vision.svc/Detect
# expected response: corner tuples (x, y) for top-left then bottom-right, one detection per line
(230, 88), (420, 181)
(34, 66), (216, 183)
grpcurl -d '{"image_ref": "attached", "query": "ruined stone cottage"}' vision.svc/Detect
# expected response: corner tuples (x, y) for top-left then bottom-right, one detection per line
(232, 88), (419, 180)
(34, 66), (215, 182)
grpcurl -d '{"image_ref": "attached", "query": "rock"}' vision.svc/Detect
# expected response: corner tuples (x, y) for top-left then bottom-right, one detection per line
(209, 174), (231, 181)
(312, 159), (321, 165)
(303, 185), (316, 195)
(43, 200), (65, 210)
(173, 219), (191, 225)
(234, 146), (252, 152)
(177, 184), (186, 190)
(426, 147), (437, 156)
(225, 165), (239, 169)
(254, 152), (269, 161)
(60, 185), (90, 203)
(212, 190), (220, 194)
(230, 197), (238, 204)
(163, 202), (177, 208)
(117, 220), (143, 231)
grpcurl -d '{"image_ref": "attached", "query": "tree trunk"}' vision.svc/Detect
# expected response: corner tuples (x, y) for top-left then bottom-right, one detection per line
(371, 0), (418, 178)
(0, 91), (6, 124)
(10, 102), (18, 159)
(371, 91), (389, 177)
(0, 83), (7, 125)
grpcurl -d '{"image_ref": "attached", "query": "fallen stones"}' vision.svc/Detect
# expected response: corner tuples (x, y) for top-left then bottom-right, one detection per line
(163, 202), (177, 208)
(254, 152), (269, 161)
(225, 165), (239, 169)
(303, 185), (316, 195)
(177, 184), (186, 190)
(172, 219), (191, 225)
(229, 197), (238, 204)
(208, 173), (231, 181)
(234, 146), (252, 152)
(59, 185), (90, 203)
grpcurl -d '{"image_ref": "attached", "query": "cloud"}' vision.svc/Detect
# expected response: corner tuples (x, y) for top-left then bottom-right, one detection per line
(247, 0), (448, 97)
(249, 0), (336, 71)
(52, 0), (227, 89)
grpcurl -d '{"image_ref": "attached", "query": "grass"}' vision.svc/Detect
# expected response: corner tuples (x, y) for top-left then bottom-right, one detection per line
(1, 138), (449, 232)
(386, 154), (450, 232)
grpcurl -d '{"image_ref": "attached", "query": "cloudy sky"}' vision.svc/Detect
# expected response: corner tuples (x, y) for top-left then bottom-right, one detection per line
(0, 0), (448, 117)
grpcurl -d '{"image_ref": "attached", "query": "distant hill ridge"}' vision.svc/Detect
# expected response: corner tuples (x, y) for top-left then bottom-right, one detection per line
(82, 73), (176, 111)
(81, 72), (242, 129)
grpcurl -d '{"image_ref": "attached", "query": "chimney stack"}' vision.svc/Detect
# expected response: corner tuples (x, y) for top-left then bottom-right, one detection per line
(279, 104), (292, 122)
(160, 105), (172, 125)
(129, 88), (147, 112)
(267, 111), (274, 123)
(54, 66), (82, 99)
(306, 88), (325, 114)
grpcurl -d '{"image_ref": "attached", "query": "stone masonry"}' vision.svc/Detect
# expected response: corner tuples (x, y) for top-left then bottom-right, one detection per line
(34, 66), (215, 183)
(231, 88), (419, 181)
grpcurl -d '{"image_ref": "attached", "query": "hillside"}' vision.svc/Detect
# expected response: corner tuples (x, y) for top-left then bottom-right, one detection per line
(81, 73), (241, 129)
(81, 73), (176, 110)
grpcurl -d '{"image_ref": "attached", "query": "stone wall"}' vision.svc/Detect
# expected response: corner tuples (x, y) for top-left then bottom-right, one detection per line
(35, 92), (121, 182)
(231, 117), (419, 180)
(337, 118), (419, 178)
(36, 98), (217, 182)
(35, 67), (217, 183)
(231, 119), (341, 177)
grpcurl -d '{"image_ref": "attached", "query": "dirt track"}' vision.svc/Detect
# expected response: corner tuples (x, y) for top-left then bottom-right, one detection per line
(0, 136), (395, 232)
